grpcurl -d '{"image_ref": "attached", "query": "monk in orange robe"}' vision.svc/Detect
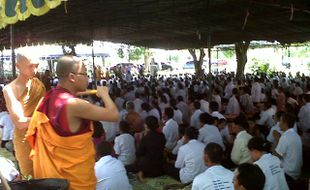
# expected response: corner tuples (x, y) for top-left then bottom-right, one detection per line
(27, 56), (119, 190)
(3, 52), (46, 177)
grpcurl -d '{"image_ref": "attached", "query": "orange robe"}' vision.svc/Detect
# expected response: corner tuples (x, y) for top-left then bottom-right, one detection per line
(14, 77), (45, 177)
(27, 102), (96, 190)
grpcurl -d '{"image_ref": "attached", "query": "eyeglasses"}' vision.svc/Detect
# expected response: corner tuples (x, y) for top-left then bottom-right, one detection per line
(71, 72), (88, 77)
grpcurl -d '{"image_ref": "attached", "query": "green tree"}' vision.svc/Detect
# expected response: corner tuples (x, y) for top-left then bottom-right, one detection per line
(222, 49), (235, 59)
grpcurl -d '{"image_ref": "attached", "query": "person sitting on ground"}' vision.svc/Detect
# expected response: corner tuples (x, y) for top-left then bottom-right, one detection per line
(95, 141), (132, 190)
(164, 127), (207, 184)
(273, 112), (303, 182)
(114, 121), (136, 166)
(198, 112), (225, 150)
(248, 137), (289, 190)
(225, 88), (240, 116)
(192, 143), (234, 190)
(230, 114), (253, 165)
(126, 116), (166, 182)
(234, 163), (265, 190)
(92, 121), (106, 147)
(162, 107), (179, 151)
(125, 101), (143, 133)
(190, 101), (203, 129)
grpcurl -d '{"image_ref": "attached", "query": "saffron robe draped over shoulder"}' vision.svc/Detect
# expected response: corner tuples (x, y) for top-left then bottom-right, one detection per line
(26, 87), (96, 190)
(14, 77), (45, 177)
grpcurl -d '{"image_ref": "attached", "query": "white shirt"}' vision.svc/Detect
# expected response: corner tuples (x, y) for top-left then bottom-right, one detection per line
(298, 102), (310, 131)
(254, 154), (289, 190)
(175, 139), (207, 184)
(224, 82), (235, 99)
(190, 109), (203, 129)
(251, 82), (262, 103)
(172, 137), (184, 155)
(225, 95), (240, 115)
(95, 155), (132, 190)
(200, 99), (209, 113)
(100, 121), (119, 142)
(256, 106), (276, 128)
(212, 95), (222, 111)
(198, 124), (224, 150)
(114, 133), (136, 166)
(173, 109), (183, 125)
(240, 94), (254, 113)
(139, 110), (148, 121)
(133, 98), (144, 113)
(0, 112), (14, 141)
(275, 128), (303, 180)
(231, 130), (252, 165)
(149, 108), (160, 121)
(0, 157), (19, 182)
(163, 118), (179, 150)
(192, 165), (234, 190)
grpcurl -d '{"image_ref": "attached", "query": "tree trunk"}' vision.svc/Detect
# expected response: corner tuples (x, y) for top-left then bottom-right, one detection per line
(235, 41), (250, 79)
(188, 48), (205, 78)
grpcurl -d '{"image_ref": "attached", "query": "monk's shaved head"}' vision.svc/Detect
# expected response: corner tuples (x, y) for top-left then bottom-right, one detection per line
(16, 52), (39, 66)
(56, 56), (81, 79)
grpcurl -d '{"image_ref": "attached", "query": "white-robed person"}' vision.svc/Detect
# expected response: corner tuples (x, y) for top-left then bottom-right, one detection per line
(248, 137), (289, 190)
(192, 143), (234, 190)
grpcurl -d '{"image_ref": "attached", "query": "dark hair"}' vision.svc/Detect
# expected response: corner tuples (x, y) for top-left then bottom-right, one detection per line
(177, 96), (184, 102)
(233, 113), (249, 130)
(164, 107), (174, 118)
(145, 116), (159, 131)
(236, 163), (265, 190)
(184, 127), (199, 140)
(199, 112), (214, 125)
(204, 143), (223, 163)
(275, 111), (285, 120)
(232, 88), (238, 95)
(303, 93), (310, 102)
(141, 102), (151, 112)
(193, 101), (201, 109)
(92, 121), (104, 138)
(248, 137), (271, 152)
(119, 121), (130, 133)
(209, 101), (219, 112)
(126, 101), (135, 110)
(96, 141), (112, 157)
(281, 113), (296, 129)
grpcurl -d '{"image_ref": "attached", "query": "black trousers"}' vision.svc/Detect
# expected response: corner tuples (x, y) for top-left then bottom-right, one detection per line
(163, 163), (180, 181)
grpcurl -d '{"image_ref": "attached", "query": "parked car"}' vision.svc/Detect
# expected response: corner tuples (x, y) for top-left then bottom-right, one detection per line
(161, 62), (173, 71)
(183, 61), (195, 69)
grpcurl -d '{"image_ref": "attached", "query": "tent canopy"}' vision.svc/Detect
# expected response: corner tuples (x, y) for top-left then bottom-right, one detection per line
(0, 0), (310, 49)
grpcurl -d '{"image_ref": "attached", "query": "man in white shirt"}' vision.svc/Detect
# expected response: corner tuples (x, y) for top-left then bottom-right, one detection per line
(0, 111), (14, 148)
(230, 114), (253, 165)
(133, 92), (144, 113)
(114, 90), (125, 111)
(176, 96), (190, 124)
(190, 101), (203, 129)
(114, 121), (136, 166)
(234, 163), (265, 190)
(192, 143), (234, 190)
(251, 78), (262, 103)
(198, 113), (225, 150)
(95, 141), (132, 190)
(274, 113), (303, 181)
(175, 127), (207, 184)
(209, 101), (225, 120)
(224, 79), (235, 99)
(225, 88), (240, 115)
(163, 107), (179, 151)
(298, 93), (310, 144)
(200, 95), (209, 113)
(256, 100), (277, 128)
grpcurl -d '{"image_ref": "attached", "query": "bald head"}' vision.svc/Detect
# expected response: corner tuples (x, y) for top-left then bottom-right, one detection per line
(56, 56), (81, 79)
(16, 52), (39, 66)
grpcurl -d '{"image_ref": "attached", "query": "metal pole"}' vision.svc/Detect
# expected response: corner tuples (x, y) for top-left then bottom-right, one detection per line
(10, 25), (16, 78)
(208, 32), (211, 74)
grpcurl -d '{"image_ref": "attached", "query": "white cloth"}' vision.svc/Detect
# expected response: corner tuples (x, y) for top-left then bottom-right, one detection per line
(149, 108), (160, 121)
(139, 110), (148, 121)
(212, 95), (222, 111)
(173, 109), (183, 125)
(192, 165), (234, 190)
(172, 138), (184, 155)
(298, 103), (310, 132)
(267, 122), (297, 144)
(275, 128), (303, 180)
(190, 109), (203, 129)
(114, 133), (136, 166)
(198, 124), (224, 150)
(163, 119), (179, 150)
(231, 130), (252, 165)
(254, 154), (289, 190)
(256, 106), (276, 128)
(175, 140), (207, 184)
(200, 100), (209, 113)
(251, 82), (262, 103)
(224, 82), (235, 99)
(0, 157), (19, 182)
(240, 94), (254, 113)
(210, 111), (225, 120)
(220, 126), (232, 144)
(95, 155), (132, 190)
(225, 95), (240, 115)
(0, 112), (14, 141)
(100, 121), (119, 142)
